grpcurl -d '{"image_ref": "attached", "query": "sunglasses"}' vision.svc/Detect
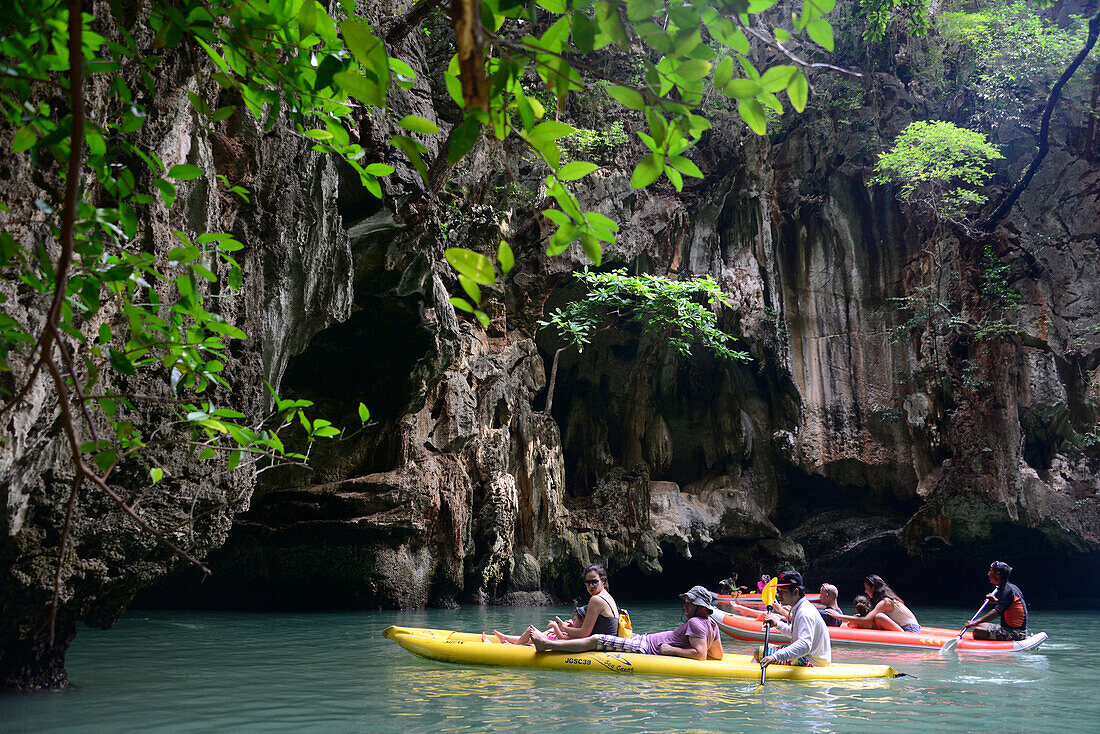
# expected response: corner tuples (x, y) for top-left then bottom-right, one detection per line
(583, 578), (602, 586)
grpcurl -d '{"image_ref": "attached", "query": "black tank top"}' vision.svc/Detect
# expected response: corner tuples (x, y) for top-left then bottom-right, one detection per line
(577, 592), (619, 636)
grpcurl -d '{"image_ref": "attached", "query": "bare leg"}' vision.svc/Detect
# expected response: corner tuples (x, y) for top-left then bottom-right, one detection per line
(872, 614), (904, 632)
(530, 627), (599, 653)
(493, 630), (525, 645)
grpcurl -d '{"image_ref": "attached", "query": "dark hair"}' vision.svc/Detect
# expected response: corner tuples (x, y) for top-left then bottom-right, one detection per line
(583, 563), (609, 589)
(863, 574), (904, 606)
(853, 594), (872, 616)
(990, 561), (1012, 582)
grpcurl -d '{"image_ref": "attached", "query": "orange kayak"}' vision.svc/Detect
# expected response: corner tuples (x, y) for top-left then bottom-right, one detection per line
(717, 592), (820, 606)
(712, 608), (1048, 653)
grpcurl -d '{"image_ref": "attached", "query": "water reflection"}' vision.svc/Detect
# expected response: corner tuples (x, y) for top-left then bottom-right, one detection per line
(2, 605), (1097, 734)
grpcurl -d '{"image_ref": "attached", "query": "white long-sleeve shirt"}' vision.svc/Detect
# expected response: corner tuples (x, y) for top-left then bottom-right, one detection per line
(773, 596), (832, 665)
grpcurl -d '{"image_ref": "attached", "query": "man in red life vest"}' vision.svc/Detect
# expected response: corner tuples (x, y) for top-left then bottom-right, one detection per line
(964, 561), (1029, 641)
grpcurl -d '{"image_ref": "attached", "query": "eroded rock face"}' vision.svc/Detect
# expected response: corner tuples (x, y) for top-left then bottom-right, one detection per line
(173, 21), (1100, 614)
(7, 1), (1100, 689)
(1, 23), (351, 687)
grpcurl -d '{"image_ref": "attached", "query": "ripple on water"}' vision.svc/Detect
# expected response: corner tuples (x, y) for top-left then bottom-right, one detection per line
(1, 605), (1098, 733)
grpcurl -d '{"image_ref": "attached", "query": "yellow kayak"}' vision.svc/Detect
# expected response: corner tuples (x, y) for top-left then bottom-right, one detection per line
(383, 626), (902, 682)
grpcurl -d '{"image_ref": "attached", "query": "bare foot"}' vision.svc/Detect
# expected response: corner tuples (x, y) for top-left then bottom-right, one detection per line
(530, 627), (552, 652)
(481, 633), (489, 643)
(493, 630), (510, 645)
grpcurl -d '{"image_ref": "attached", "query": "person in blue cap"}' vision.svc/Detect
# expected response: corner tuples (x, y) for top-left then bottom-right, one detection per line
(757, 571), (832, 667)
(964, 561), (1029, 641)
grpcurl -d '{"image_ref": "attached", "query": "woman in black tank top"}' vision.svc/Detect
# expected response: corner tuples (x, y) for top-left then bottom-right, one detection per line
(491, 563), (620, 644)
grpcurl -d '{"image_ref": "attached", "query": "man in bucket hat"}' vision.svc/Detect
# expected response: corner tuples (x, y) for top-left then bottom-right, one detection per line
(531, 585), (723, 660)
(756, 571), (832, 667)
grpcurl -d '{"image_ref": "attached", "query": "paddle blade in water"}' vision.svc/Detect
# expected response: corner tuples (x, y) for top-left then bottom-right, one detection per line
(938, 636), (960, 655)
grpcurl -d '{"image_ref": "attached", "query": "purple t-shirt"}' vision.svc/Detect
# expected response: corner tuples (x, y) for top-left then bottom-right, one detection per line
(645, 616), (718, 655)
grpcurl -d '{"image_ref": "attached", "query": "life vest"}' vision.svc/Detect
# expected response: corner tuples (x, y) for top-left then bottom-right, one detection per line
(617, 608), (633, 637)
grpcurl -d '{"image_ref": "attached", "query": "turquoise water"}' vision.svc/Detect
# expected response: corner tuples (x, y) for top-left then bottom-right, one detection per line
(2, 604), (1097, 733)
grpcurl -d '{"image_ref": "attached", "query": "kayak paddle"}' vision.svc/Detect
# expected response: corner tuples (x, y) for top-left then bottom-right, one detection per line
(940, 591), (995, 655)
(755, 577), (779, 690)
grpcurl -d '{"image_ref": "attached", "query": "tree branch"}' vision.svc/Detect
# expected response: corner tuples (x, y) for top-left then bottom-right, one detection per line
(385, 0), (445, 46)
(736, 18), (863, 78)
(981, 11), (1100, 231)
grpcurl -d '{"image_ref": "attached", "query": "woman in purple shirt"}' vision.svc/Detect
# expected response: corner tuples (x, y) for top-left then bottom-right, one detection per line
(530, 586), (723, 661)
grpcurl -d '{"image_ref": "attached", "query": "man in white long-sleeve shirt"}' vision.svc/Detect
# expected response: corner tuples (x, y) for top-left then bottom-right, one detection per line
(759, 571), (832, 667)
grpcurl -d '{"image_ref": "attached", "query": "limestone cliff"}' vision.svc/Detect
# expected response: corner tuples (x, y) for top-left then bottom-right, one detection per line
(167, 4), (1100, 611)
(4, 0), (1100, 690)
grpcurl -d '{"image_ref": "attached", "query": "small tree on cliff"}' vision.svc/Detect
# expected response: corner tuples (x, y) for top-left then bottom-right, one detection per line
(538, 270), (750, 413)
(873, 120), (1010, 400)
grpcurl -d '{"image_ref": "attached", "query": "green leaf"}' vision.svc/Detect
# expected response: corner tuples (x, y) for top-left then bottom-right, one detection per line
(448, 116), (482, 163)
(497, 240), (514, 274)
(738, 100), (767, 135)
(334, 70), (382, 107)
(398, 115), (440, 135)
(341, 20), (389, 92)
(759, 65), (797, 93)
(150, 467), (163, 483)
(558, 161), (599, 181)
(390, 135), (429, 185)
(669, 156), (703, 178)
(389, 57), (418, 87)
(714, 57), (734, 89)
(787, 71), (808, 113)
(626, 0), (663, 21)
(168, 164), (204, 181)
(94, 449), (116, 473)
(724, 78), (762, 99)
(474, 310), (490, 329)
(542, 209), (572, 226)
(110, 350), (136, 375)
(606, 85), (645, 110)
(364, 163), (395, 176)
(154, 179), (176, 208)
(547, 223), (580, 256)
(665, 165), (683, 191)
(630, 152), (663, 189)
(806, 18), (834, 51)
(358, 402), (371, 422)
(675, 59), (712, 82)
(583, 211), (620, 233)
(458, 273), (481, 304)
(187, 91), (211, 117)
(572, 12), (595, 52)
(449, 296), (475, 313)
(581, 233), (603, 266)
(445, 247), (496, 285)
(299, 0), (318, 35)
(531, 121), (575, 140)
(13, 127), (37, 153)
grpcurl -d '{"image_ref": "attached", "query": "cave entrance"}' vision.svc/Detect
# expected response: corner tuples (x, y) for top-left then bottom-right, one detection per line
(280, 294), (433, 473)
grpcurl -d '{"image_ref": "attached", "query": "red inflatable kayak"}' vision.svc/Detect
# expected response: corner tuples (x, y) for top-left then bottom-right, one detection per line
(717, 592), (820, 606)
(712, 608), (1048, 653)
